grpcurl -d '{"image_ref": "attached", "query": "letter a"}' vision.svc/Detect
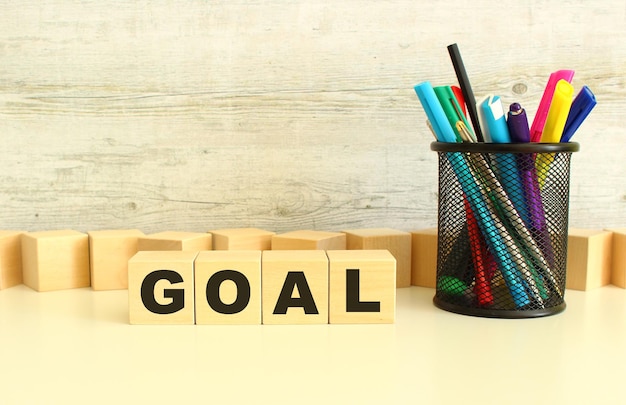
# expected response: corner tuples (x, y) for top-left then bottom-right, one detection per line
(273, 271), (319, 315)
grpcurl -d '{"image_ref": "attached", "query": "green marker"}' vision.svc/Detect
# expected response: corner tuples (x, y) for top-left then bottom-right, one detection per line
(434, 85), (475, 143)
(437, 275), (468, 295)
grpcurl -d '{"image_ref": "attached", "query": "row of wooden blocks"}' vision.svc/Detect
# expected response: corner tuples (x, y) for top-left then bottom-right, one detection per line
(0, 227), (625, 293)
(0, 228), (413, 292)
(130, 249), (395, 324)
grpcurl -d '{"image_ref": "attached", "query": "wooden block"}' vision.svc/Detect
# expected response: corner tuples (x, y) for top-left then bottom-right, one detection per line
(271, 230), (346, 250)
(261, 250), (329, 324)
(327, 250), (396, 324)
(211, 228), (275, 250)
(194, 250), (262, 324)
(343, 228), (411, 288)
(566, 228), (613, 291)
(88, 229), (144, 291)
(128, 250), (198, 325)
(138, 231), (212, 251)
(410, 228), (438, 288)
(0, 231), (24, 290)
(21, 230), (90, 292)
(607, 228), (626, 288)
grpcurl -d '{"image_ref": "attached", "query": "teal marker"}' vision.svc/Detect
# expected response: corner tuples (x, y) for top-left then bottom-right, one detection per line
(479, 95), (510, 143)
(444, 151), (530, 308)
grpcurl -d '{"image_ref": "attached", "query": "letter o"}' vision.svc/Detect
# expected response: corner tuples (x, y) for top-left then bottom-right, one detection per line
(206, 270), (251, 314)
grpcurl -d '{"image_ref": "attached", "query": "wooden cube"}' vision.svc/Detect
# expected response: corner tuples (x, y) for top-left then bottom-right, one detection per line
(271, 230), (346, 250)
(21, 230), (90, 292)
(0, 231), (24, 290)
(410, 228), (438, 288)
(327, 250), (396, 324)
(607, 228), (626, 288)
(194, 250), (262, 324)
(88, 229), (144, 291)
(211, 228), (275, 250)
(138, 231), (212, 251)
(261, 250), (328, 324)
(566, 229), (613, 291)
(128, 250), (198, 325)
(343, 228), (411, 288)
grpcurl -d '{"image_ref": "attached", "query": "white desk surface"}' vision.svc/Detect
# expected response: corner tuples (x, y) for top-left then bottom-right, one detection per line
(1, 285), (625, 405)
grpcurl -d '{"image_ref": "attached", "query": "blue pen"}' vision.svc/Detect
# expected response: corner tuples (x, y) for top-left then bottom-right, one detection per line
(561, 85), (596, 142)
(414, 82), (457, 143)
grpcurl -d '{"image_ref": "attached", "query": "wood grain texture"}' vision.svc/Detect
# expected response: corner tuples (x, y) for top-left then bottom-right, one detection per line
(1, 1), (625, 233)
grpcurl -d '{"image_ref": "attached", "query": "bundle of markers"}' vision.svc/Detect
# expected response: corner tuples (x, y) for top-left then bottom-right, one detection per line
(415, 44), (596, 314)
(416, 43), (596, 146)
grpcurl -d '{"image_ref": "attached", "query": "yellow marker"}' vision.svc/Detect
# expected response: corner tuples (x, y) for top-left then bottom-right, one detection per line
(536, 79), (574, 187)
(540, 80), (575, 143)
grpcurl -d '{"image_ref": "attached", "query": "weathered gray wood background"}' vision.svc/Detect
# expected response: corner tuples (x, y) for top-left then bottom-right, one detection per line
(1, 1), (624, 234)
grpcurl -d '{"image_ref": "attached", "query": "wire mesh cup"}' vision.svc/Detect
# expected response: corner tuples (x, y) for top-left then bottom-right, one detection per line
(431, 142), (579, 318)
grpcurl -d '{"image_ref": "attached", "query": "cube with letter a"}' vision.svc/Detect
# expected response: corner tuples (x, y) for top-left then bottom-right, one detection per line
(261, 250), (329, 324)
(327, 249), (396, 324)
(128, 250), (198, 325)
(194, 250), (262, 325)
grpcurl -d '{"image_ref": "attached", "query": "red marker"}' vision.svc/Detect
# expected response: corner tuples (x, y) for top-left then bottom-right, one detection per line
(464, 198), (494, 306)
(451, 85), (467, 118)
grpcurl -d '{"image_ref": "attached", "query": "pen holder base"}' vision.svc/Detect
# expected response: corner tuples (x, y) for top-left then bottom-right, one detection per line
(431, 142), (579, 318)
(433, 296), (566, 319)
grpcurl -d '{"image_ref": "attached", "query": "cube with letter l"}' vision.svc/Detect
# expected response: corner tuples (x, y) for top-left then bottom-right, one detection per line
(327, 249), (396, 324)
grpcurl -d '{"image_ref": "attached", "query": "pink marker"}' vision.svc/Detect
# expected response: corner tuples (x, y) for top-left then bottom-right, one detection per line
(529, 70), (575, 142)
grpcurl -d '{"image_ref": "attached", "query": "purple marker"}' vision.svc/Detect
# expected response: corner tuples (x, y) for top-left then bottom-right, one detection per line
(507, 102), (554, 264)
(518, 156), (555, 267)
(507, 103), (531, 143)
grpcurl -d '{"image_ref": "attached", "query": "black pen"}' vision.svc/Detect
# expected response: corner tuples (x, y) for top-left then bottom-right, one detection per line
(447, 43), (484, 142)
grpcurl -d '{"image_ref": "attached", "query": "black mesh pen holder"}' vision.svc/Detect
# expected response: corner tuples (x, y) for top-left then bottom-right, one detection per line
(431, 142), (579, 318)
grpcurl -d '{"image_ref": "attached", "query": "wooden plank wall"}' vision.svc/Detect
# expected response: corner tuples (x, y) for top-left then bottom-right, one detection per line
(1, 1), (624, 233)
